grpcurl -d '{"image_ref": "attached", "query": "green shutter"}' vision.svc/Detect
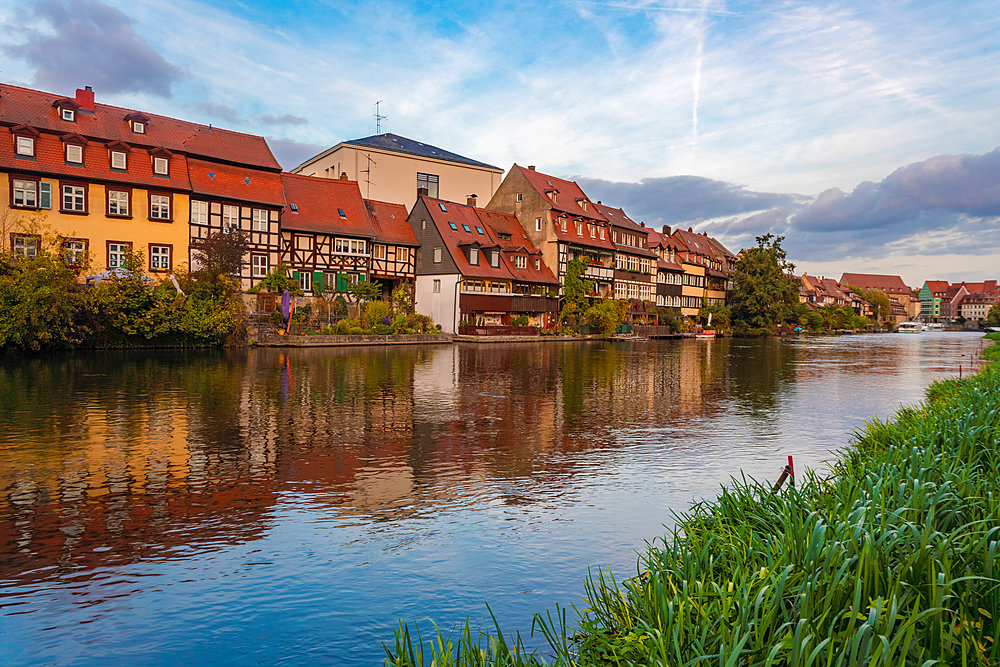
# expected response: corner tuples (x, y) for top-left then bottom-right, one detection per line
(312, 271), (324, 292)
(358, 273), (366, 282)
(336, 273), (348, 292)
(292, 270), (299, 281)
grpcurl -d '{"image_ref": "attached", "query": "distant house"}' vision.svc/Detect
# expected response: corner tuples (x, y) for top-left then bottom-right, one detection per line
(290, 133), (503, 208)
(646, 226), (684, 313)
(407, 195), (559, 333)
(593, 202), (657, 322)
(365, 199), (418, 296)
(487, 164), (615, 297)
(840, 272), (916, 321)
(918, 280), (951, 321)
(960, 293), (999, 324)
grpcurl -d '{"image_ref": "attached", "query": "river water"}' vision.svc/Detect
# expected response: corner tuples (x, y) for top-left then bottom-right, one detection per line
(0, 332), (991, 665)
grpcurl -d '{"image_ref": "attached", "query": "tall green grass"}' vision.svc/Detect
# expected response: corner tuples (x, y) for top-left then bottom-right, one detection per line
(386, 340), (1000, 666)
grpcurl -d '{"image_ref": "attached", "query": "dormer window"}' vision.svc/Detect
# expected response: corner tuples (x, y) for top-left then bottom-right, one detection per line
(469, 247), (479, 265)
(133, 121), (145, 134)
(578, 199), (587, 211)
(16, 136), (34, 157)
(490, 251), (500, 268)
(111, 150), (127, 170)
(65, 143), (83, 164)
(61, 108), (76, 122)
(535, 258), (541, 270)
(153, 157), (169, 175)
(125, 112), (150, 135)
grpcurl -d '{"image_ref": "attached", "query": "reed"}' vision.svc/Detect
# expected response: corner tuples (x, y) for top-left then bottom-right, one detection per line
(386, 341), (1000, 666)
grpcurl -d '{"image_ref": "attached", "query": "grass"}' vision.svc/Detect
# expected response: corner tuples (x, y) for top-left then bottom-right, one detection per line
(385, 337), (1000, 666)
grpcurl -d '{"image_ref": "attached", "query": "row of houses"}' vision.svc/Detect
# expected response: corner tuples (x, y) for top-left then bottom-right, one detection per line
(919, 280), (999, 324)
(2, 82), (739, 333)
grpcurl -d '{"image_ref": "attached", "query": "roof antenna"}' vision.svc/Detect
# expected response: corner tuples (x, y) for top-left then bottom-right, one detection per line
(374, 100), (387, 135)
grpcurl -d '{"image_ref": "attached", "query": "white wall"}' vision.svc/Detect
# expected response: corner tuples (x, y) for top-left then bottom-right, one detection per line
(415, 274), (460, 333)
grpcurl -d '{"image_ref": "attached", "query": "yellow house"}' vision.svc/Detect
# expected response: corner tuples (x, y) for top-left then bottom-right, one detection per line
(291, 133), (503, 209)
(1, 83), (283, 286)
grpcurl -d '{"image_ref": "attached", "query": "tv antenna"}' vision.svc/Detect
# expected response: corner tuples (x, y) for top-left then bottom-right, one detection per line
(374, 101), (387, 135)
(360, 152), (376, 198)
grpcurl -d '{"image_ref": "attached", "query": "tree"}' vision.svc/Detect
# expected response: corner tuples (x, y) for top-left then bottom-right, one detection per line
(860, 288), (892, 323)
(191, 230), (250, 286)
(986, 304), (1000, 328)
(560, 257), (594, 326)
(347, 279), (382, 305)
(730, 234), (799, 335)
(248, 263), (301, 295)
(583, 298), (629, 336)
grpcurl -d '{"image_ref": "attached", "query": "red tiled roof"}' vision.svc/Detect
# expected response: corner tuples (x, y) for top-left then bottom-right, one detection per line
(514, 164), (606, 222)
(0, 82), (279, 169)
(421, 195), (511, 281)
(187, 158), (284, 206)
(0, 125), (192, 190)
(365, 199), (417, 246)
(592, 202), (644, 232)
(552, 216), (616, 251)
(840, 273), (911, 294)
(924, 280), (950, 293)
(280, 173), (374, 236)
(473, 208), (559, 286)
(657, 259), (684, 271)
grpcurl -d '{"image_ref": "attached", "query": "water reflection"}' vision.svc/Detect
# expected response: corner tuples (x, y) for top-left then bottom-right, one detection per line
(0, 333), (990, 665)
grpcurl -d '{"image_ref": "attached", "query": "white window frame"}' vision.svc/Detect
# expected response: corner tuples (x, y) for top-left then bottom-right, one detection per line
(108, 190), (129, 216)
(108, 243), (129, 268)
(63, 240), (86, 266)
(12, 235), (38, 258)
(251, 254), (268, 278)
(132, 121), (146, 134)
(433, 247), (442, 263)
(65, 144), (83, 164)
(15, 136), (34, 157)
(12, 179), (37, 208)
(153, 156), (169, 175)
(251, 208), (269, 232)
(61, 108), (75, 122)
(373, 244), (386, 260)
(150, 194), (170, 220)
(469, 248), (479, 266)
(62, 184), (85, 212)
(299, 271), (312, 292)
(191, 200), (209, 225)
(398, 247), (409, 261)
(433, 279), (441, 293)
(111, 151), (127, 170)
(150, 245), (171, 270)
(535, 217), (542, 232)
(222, 204), (239, 231)
(515, 255), (527, 269)
(490, 250), (500, 268)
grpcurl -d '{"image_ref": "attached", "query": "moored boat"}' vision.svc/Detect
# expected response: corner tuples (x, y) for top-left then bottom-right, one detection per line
(897, 322), (923, 333)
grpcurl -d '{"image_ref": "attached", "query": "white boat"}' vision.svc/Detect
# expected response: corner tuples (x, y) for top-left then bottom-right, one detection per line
(897, 322), (923, 333)
(926, 323), (944, 331)
(695, 330), (717, 339)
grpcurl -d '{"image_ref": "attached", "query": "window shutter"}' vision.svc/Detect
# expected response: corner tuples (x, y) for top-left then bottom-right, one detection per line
(39, 182), (52, 210)
(336, 273), (348, 292)
(358, 274), (365, 282)
(312, 271), (324, 291)
(292, 270), (299, 281)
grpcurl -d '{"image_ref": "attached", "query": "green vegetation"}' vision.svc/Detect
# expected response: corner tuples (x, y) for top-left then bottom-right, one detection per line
(561, 258), (594, 326)
(0, 248), (247, 352)
(986, 305), (1000, 328)
(800, 304), (870, 331)
(730, 234), (800, 335)
(583, 299), (629, 336)
(698, 302), (731, 331)
(385, 339), (1000, 666)
(859, 288), (893, 324)
(248, 262), (302, 295)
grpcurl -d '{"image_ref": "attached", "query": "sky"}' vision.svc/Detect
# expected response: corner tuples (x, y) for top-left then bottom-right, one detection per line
(1, 0), (998, 286)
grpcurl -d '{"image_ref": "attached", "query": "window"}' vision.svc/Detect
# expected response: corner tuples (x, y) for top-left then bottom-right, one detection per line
(560, 219), (567, 232)
(108, 190), (129, 216)
(63, 239), (87, 267)
(433, 247), (442, 263)
(516, 192), (523, 202)
(433, 279), (441, 293)
(490, 251), (500, 268)
(15, 136), (34, 157)
(462, 224), (471, 232)
(438, 203), (447, 212)
(299, 271), (312, 292)
(132, 121), (145, 134)
(12, 179), (37, 208)
(535, 217), (542, 232)
(150, 194), (171, 220)
(476, 227), (484, 235)
(153, 157), (169, 175)
(111, 151), (127, 170)
(337, 208), (346, 219)
(334, 238), (366, 254)
(590, 225), (596, 238)
(62, 184), (86, 212)
(449, 222), (458, 230)
(251, 208), (269, 232)
(515, 255), (527, 269)
(65, 144), (83, 164)
(251, 254), (268, 277)
(61, 108), (75, 122)
(398, 247), (409, 261)
(108, 242), (131, 268)
(469, 248), (479, 265)
(417, 172), (439, 198)
(12, 234), (39, 258)
(191, 200), (208, 225)
(535, 258), (541, 270)
(576, 222), (582, 236)
(373, 244), (386, 260)
(150, 244), (171, 271)
(421, 219), (427, 230)
(222, 205), (239, 231)
(599, 227), (605, 240)
(39, 182), (51, 209)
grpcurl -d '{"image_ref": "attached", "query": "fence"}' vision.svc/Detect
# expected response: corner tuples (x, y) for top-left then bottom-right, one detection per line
(457, 325), (540, 336)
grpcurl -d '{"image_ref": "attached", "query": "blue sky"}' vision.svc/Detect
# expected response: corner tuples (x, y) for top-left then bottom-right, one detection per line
(2, 0), (999, 286)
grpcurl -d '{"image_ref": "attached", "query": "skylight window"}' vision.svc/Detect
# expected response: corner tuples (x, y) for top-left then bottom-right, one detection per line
(462, 224), (471, 232)
(438, 203), (447, 212)
(290, 203), (299, 212)
(476, 227), (484, 235)
(338, 208), (346, 218)
(449, 222), (457, 230)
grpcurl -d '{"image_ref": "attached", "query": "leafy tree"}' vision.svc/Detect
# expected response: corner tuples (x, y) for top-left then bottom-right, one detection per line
(248, 263), (301, 295)
(347, 279), (383, 305)
(561, 257), (594, 325)
(191, 230), (249, 288)
(391, 281), (414, 314)
(985, 304), (1000, 328)
(730, 234), (799, 335)
(859, 288), (892, 323)
(698, 302), (731, 330)
(0, 250), (87, 350)
(583, 298), (629, 336)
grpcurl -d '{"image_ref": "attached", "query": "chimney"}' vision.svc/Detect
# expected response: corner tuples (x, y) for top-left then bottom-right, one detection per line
(467, 194), (478, 207)
(688, 227), (693, 232)
(340, 172), (349, 180)
(417, 187), (429, 197)
(75, 86), (95, 112)
(640, 221), (645, 227)
(662, 225), (671, 235)
(527, 165), (535, 171)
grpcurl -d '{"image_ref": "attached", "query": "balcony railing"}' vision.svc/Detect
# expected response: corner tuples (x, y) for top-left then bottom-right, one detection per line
(458, 325), (540, 336)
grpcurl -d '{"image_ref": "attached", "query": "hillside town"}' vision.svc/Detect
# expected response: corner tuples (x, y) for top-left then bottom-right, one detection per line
(2, 82), (997, 336)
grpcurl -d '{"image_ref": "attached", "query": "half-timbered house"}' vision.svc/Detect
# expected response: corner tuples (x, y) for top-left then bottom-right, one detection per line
(364, 199), (417, 296)
(279, 173), (375, 295)
(646, 226), (684, 314)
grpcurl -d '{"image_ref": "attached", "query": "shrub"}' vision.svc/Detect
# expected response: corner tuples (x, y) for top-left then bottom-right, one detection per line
(0, 251), (88, 351)
(335, 318), (358, 335)
(362, 300), (391, 329)
(510, 314), (530, 327)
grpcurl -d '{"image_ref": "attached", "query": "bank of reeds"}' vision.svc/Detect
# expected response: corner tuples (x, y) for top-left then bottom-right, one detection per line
(385, 340), (1000, 666)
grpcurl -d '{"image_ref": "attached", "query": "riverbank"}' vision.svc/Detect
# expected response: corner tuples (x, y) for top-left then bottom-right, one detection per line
(385, 339), (1000, 666)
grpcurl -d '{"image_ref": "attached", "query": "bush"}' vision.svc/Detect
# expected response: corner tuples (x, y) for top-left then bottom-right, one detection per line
(510, 314), (530, 327)
(0, 251), (88, 351)
(362, 300), (391, 329)
(335, 318), (358, 335)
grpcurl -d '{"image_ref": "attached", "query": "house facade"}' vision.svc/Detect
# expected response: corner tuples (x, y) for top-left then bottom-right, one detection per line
(646, 226), (683, 313)
(364, 199), (417, 296)
(408, 195), (559, 333)
(593, 202), (657, 322)
(290, 133), (503, 207)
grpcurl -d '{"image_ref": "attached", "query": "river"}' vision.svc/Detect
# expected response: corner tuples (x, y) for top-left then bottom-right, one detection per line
(0, 332), (991, 665)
